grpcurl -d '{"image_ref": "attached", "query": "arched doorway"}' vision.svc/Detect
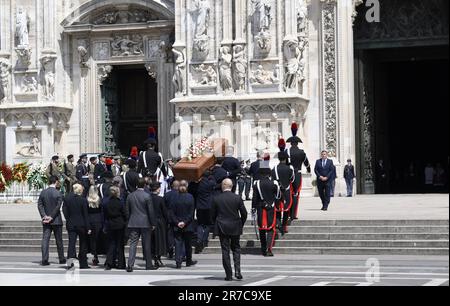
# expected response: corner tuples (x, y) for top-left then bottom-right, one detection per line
(61, 0), (176, 157)
(354, 0), (449, 194)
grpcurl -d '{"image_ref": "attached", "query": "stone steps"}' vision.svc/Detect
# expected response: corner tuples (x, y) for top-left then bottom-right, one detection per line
(0, 220), (447, 255)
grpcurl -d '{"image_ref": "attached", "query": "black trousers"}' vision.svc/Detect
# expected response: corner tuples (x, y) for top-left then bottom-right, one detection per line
(219, 235), (241, 277)
(106, 228), (126, 269)
(41, 224), (64, 263)
(290, 172), (302, 219)
(317, 180), (331, 208)
(67, 227), (89, 268)
(237, 177), (251, 199)
(128, 228), (153, 269)
(174, 230), (193, 264)
(89, 222), (103, 259)
(259, 229), (275, 254)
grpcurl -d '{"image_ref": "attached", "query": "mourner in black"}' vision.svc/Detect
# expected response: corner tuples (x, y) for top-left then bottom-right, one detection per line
(286, 123), (311, 221)
(148, 182), (168, 268)
(164, 180), (180, 259)
(76, 154), (90, 197)
(122, 159), (140, 199)
(212, 158), (229, 194)
(87, 184), (103, 266)
(138, 137), (165, 179)
(62, 184), (91, 269)
(211, 179), (248, 281)
(252, 159), (281, 257)
(314, 150), (335, 211)
(195, 171), (216, 254)
(222, 146), (241, 193)
(249, 151), (263, 182)
(94, 154), (108, 184)
(170, 180), (197, 269)
(125, 178), (157, 272)
(271, 150), (295, 235)
(104, 186), (127, 270)
(237, 160), (252, 201)
(37, 176), (66, 266)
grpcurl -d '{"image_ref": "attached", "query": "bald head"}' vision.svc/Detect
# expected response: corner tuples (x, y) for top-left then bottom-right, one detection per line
(222, 179), (233, 192)
(172, 180), (181, 191)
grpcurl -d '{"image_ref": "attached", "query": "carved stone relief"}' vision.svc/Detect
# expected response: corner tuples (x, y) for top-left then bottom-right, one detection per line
(16, 131), (41, 157)
(250, 64), (279, 85)
(111, 34), (144, 57)
(98, 65), (113, 85)
(40, 54), (57, 100)
(77, 39), (90, 68)
(190, 0), (211, 60)
(145, 62), (158, 79)
(251, 0), (273, 57)
(232, 45), (247, 92)
(192, 64), (217, 86)
(93, 42), (110, 60)
(0, 58), (12, 103)
(92, 8), (162, 25)
(21, 73), (38, 93)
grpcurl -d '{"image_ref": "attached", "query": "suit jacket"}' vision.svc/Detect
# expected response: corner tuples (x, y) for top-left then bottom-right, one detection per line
(222, 156), (241, 179)
(211, 191), (247, 236)
(164, 190), (178, 210)
(37, 187), (63, 226)
(94, 163), (107, 182)
(76, 163), (89, 181)
(150, 194), (168, 222)
(125, 189), (156, 229)
(169, 193), (195, 232)
(196, 176), (216, 210)
(62, 193), (90, 230)
(104, 197), (127, 230)
(314, 159), (334, 183)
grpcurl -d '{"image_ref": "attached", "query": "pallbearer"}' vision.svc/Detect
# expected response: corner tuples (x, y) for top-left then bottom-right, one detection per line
(252, 155), (281, 257)
(138, 126), (165, 179)
(286, 123), (311, 222)
(272, 139), (295, 235)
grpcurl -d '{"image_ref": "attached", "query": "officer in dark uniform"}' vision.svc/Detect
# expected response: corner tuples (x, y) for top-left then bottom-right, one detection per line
(272, 147), (295, 236)
(97, 171), (114, 200)
(122, 159), (141, 201)
(286, 123), (311, 222)
(212, 158), (229, 195)
(252, 157), (281, 257)
(222, 146), (241, 193)
(76, 154), (90, 197)
(94, 153), (108, 184)
(138, 137), (165, 179)
(249, 151), (263, 182)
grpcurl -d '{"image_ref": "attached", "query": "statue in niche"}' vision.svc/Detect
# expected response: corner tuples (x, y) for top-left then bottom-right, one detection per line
(0, 58), (12, 102)
(252, 0), (272, 34)
(283, 38), (301, 89)
(172, 48), (185, 95)
(17, 134), (41, 157)
(194, 64), (217, 86)
(15, 7), (30, 47)
(232, 45), (247, 91)
(250, 65), (275, 85)
(191, 0), (211, 59)
(219, 46), (233, 91)
(40, 56), (56, 99)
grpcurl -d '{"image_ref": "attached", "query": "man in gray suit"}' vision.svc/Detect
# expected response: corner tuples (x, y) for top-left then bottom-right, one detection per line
(125, 178), (157, 272)
(37, 176), (66, 266)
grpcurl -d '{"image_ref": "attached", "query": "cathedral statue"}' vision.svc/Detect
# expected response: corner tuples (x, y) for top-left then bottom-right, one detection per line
(252, 0), (272, 34)
(219, 46), (233, 91)
(233, 45), (247, 91)
(193, 0), (210, 39)
(172, 48), (185, 95)
(283, 38), (302, 89)
(15, 7), (30, 47)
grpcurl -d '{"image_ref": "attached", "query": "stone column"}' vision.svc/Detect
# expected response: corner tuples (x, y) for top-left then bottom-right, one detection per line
(0, 0), (11, 52)
(0, 112), (5, 162)
(43, 0), (56, 50)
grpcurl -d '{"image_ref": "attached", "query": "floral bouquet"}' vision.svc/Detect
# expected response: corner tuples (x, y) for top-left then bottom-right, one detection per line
(12, 163), (29, 184)
(26, 163), (48, 190)
(0, 163), (13, 193)
(185, 137), (213, 161)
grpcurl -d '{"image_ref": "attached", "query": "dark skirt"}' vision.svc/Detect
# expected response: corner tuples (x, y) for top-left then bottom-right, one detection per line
(152, 218), (168, 257)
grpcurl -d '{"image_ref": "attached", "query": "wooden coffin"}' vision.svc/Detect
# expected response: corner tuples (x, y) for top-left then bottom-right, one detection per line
(172, 138), (229, 182)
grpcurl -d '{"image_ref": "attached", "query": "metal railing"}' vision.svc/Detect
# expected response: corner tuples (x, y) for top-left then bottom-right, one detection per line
(0, 182), (44, 204)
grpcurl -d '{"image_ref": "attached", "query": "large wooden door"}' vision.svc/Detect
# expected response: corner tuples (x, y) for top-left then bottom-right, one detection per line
(117, 67), (158, 154)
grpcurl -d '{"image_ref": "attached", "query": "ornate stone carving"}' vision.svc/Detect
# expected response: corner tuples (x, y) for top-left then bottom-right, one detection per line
(98, 65), (113, 85)
(219, 46), (233, 92)
(40, 54), (57, 100)
(232, 45), (247, 91)
(93, 8), (161, 25)
(192, 64), (217, 86)
(172, 48), (186, 95)
(252, 0), (272, 56)
(16, 132), (41, 157)
(93, 42), (110, 60)
(191, 0), (211, 60)
(0, 58), (12, 103)
(352, 0), (364, 23)
(77, 40), (90, 68)
(145, 62), (158, 79)
(250, 65), (277, 85)
(111, 34), (144, 57)
(147, 40), (163, 59)
(178, 105), (230, 117)
(283, 36), (302, 90)
(21, 74), (38, 93)
(15, 47), (32, 66)
(15, 7), (30, 47)
(362, 88), (374, 183)
(321, 1), (337, 157)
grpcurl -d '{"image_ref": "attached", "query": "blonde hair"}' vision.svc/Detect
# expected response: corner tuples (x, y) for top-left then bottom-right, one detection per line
(73, 184), (84, 196)
(87, 185), (100, 208)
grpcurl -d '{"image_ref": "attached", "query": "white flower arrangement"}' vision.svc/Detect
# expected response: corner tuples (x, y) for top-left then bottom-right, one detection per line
(26, 163), (48, 190)
(185, 136), (213, 160)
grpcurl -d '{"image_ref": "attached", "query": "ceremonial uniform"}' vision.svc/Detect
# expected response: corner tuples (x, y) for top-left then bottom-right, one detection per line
(76, 157), (90, 197)
(271, 162), (295, 233)
(252, 173), (281, 256)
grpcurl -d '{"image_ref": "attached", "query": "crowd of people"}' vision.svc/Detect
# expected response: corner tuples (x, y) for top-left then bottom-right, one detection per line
(37, 124), (342, 280)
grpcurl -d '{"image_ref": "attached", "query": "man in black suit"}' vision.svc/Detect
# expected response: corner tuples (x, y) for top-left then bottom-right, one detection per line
(212, 158), (228, 194)
(314, 150), (334, 211)
(94, 154), (107, 184)
(249, 151), (263, 182)
(37, 176), (66, 266)
(222, 146), (241, 193)
(125, 178), (157, 272)
(211, 179), (248, 281)
(122, 159), (140, 200)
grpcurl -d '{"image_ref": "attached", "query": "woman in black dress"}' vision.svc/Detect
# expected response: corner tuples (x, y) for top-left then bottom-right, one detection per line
(148, 182), (168, 268)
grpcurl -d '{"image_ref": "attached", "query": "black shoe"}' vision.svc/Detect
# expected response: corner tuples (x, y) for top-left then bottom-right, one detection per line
(126, 266), (133, 273)
(104, 265), (112, 271)
(168, 249), (174, 259)
(80, 266), (91, 270)
(224, 276), (233, 281)
(266, 250), (274, 257)
(41, 261), (50, 266)
(92, 258), (99, 266)
(262, 252), (267, 257)
(235, 272), (243, 280)
(146, 266), (159, 271)
(157, 259), (165, 267)
(186, 260), (198, 267)
(154, 260), (160, 268)
(287, 218), (292, 226)
(176, 262), (182, 269)
(59, 259), (66, 264)
(195, 245), (203, 254)
(182, 256), (187, 262)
